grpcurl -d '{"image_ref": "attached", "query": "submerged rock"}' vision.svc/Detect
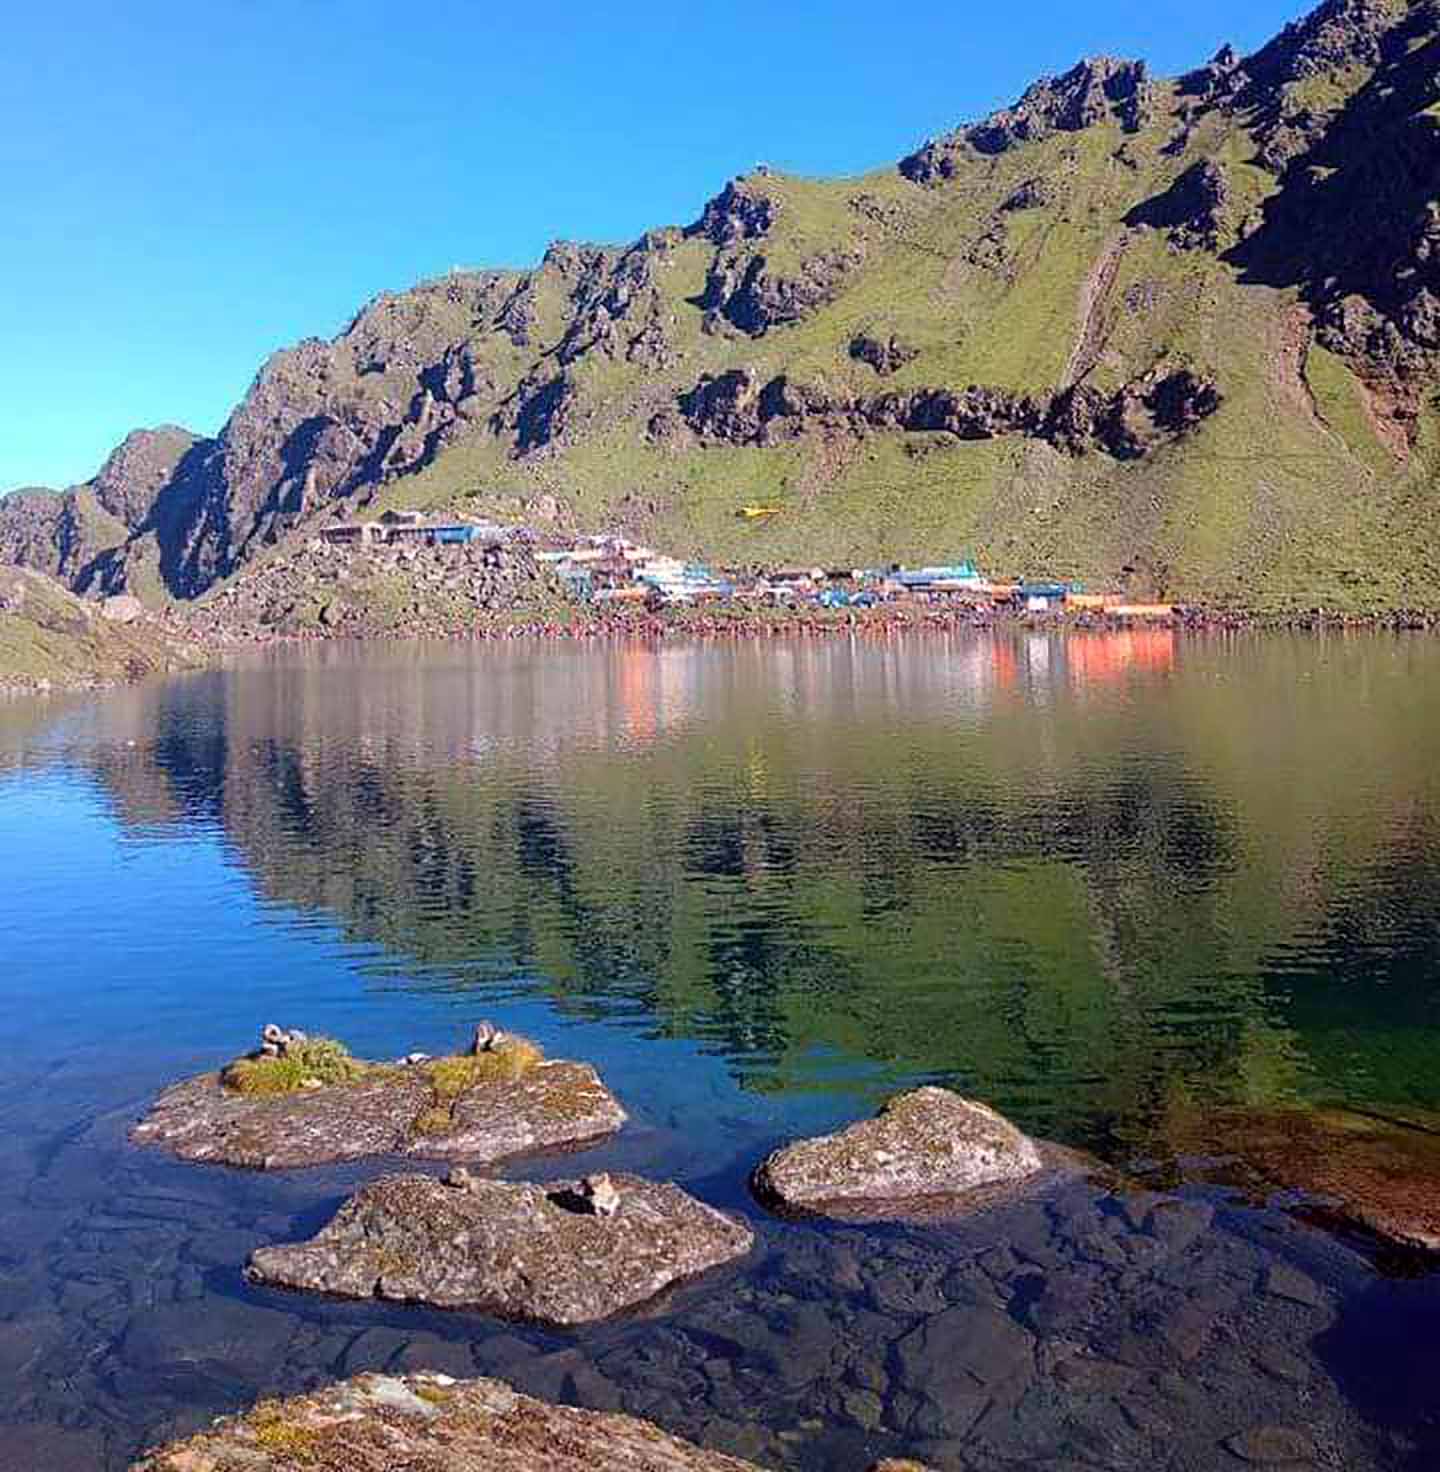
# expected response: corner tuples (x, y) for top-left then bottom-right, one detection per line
(246, 1171), (753, 1325)
(1174, 1105), (1440, 1254)
(752, 1087), (1049, 1218)
(131, 1030), (626, 1169)
(129, 1371), (770, 1470)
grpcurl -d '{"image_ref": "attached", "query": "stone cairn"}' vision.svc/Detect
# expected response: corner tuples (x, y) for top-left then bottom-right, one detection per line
(258, 1023), (307, 1058)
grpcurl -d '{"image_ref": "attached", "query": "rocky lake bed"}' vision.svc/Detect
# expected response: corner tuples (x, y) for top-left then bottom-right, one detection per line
(28, 1040), (1440, 1472)
(14, 1073), (1436, 1472)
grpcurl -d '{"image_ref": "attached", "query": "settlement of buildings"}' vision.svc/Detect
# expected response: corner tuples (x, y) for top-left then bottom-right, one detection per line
(316, 512), (1171, 619)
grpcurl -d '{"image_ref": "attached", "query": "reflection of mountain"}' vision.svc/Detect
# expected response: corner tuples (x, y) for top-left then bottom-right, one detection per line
(26, 631), (1440, 1155)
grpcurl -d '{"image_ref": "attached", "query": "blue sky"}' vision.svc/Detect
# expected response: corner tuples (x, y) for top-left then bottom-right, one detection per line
(3, 0), (1306, 493)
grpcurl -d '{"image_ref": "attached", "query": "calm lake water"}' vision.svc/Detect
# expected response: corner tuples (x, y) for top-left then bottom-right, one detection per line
(1, 629), (1438, 1470)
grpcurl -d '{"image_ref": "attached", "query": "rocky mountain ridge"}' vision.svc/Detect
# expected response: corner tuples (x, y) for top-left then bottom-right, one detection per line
(5, 0), (1440, 611)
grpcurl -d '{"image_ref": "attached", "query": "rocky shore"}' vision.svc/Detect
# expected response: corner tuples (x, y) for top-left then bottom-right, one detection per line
(7, 554), (1438, 700)
(183, 594), (1440, 655)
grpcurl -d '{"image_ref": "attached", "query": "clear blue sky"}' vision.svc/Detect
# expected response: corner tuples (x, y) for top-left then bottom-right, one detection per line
(3, 0), (1306, 492)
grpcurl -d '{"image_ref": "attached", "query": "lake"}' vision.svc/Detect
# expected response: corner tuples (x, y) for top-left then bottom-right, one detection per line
(1, 628), (1438, 1470)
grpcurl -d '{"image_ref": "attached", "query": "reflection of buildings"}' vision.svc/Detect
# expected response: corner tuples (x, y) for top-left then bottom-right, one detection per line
(1066, 630), (1177, 688)
(1008, 629), (1178, 701)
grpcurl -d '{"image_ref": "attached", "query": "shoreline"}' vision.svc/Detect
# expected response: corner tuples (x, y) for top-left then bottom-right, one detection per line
(5, 600), (1439, 697)
(192, 599), (1440, 649)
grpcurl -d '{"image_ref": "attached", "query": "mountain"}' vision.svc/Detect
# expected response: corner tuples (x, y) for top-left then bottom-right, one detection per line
(5, 0), (1440, 612)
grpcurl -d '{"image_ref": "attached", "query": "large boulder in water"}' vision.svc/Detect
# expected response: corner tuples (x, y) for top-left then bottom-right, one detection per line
(247, 1170), (754, 1325)
(130, 1029), (626, 1169)
(128, 1370), (770, 1471)
(752, 1087), (1047, 1217)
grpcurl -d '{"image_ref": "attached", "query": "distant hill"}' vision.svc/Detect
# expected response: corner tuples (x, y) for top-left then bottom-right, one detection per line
(5, 0), (1440, 612)
(0, 565), (201, 692)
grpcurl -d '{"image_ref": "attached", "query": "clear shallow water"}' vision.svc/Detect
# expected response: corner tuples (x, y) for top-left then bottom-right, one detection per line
(1, 629), (1438, 1469)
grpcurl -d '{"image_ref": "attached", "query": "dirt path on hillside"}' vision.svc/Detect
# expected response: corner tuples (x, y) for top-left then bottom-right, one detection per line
(1062, 231), (1129, 388)
(1268, 302), (1332, 439)
(1268, 302), (1410, 464)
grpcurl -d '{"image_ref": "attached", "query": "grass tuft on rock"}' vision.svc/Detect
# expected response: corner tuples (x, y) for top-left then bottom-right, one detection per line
(424, 1038), (544, 1099)
(409, 1037), (546, 1137)
(249, 1401), (322, 1458)
(221, 1037), (368, 1096)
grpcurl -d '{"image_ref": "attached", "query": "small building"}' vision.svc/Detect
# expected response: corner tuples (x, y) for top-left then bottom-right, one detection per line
(383, 518), (492, 547)
(430, 524), (485, 546)
(1019, 582), (1070, 612)
(319, 522), (381, 547)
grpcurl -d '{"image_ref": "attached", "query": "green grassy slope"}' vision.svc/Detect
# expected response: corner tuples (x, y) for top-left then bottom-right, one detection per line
(0, 567), (201, 691)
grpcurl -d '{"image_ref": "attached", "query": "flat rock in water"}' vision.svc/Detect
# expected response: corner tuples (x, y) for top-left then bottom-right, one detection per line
(246, 1172), (753, 1325)
(130, 1059), (625, 1170)
(752, 1087), (1047, 1218)
(129, 1371), (770, 1470)
(1176, 1106), (1440, 1254)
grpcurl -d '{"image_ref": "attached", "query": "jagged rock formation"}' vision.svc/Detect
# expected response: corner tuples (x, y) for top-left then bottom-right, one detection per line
(1126, 160), (1231, 250)
(5, 0), (1440, 613)
(850, 331), (921, 375)
(695, 247), (864, 337)
(902, 57), (1155, 181)
(672, 364), (1221, 459)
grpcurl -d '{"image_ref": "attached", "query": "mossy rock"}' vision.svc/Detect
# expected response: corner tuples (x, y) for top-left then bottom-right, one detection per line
(131, 1033), (625, 1170)
(130, 1371), (769, 1470)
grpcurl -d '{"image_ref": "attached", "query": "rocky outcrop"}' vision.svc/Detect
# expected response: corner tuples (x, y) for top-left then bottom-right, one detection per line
(1178, 43), (1244, 101)
(131, 1038), (626, 1170)
(752, 1088), (1049, 1217)
(1240, 0), (1409, 94)
(1126, 160), (1231, 250)
(499, 372), (576, 455)
(87, 427), (202, 529)
(129, 1372), (771, 1471)
(1000, 177), (1054, 212)
(1046, 367), (1223, 458)
(902, 57), (1154, 180)
(850, 332), (920, 376)
(675, 365), (1220, 459)
(0, 427), (204, 597)
(247, 1171), (753, 1323)
(687, 179), (778, 245)
(697, 249), (861, 337)
(1225, 4), (1440, 397)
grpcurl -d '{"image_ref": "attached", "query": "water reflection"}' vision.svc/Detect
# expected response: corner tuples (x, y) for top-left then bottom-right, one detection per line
(1, 629), (1438, 1469)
